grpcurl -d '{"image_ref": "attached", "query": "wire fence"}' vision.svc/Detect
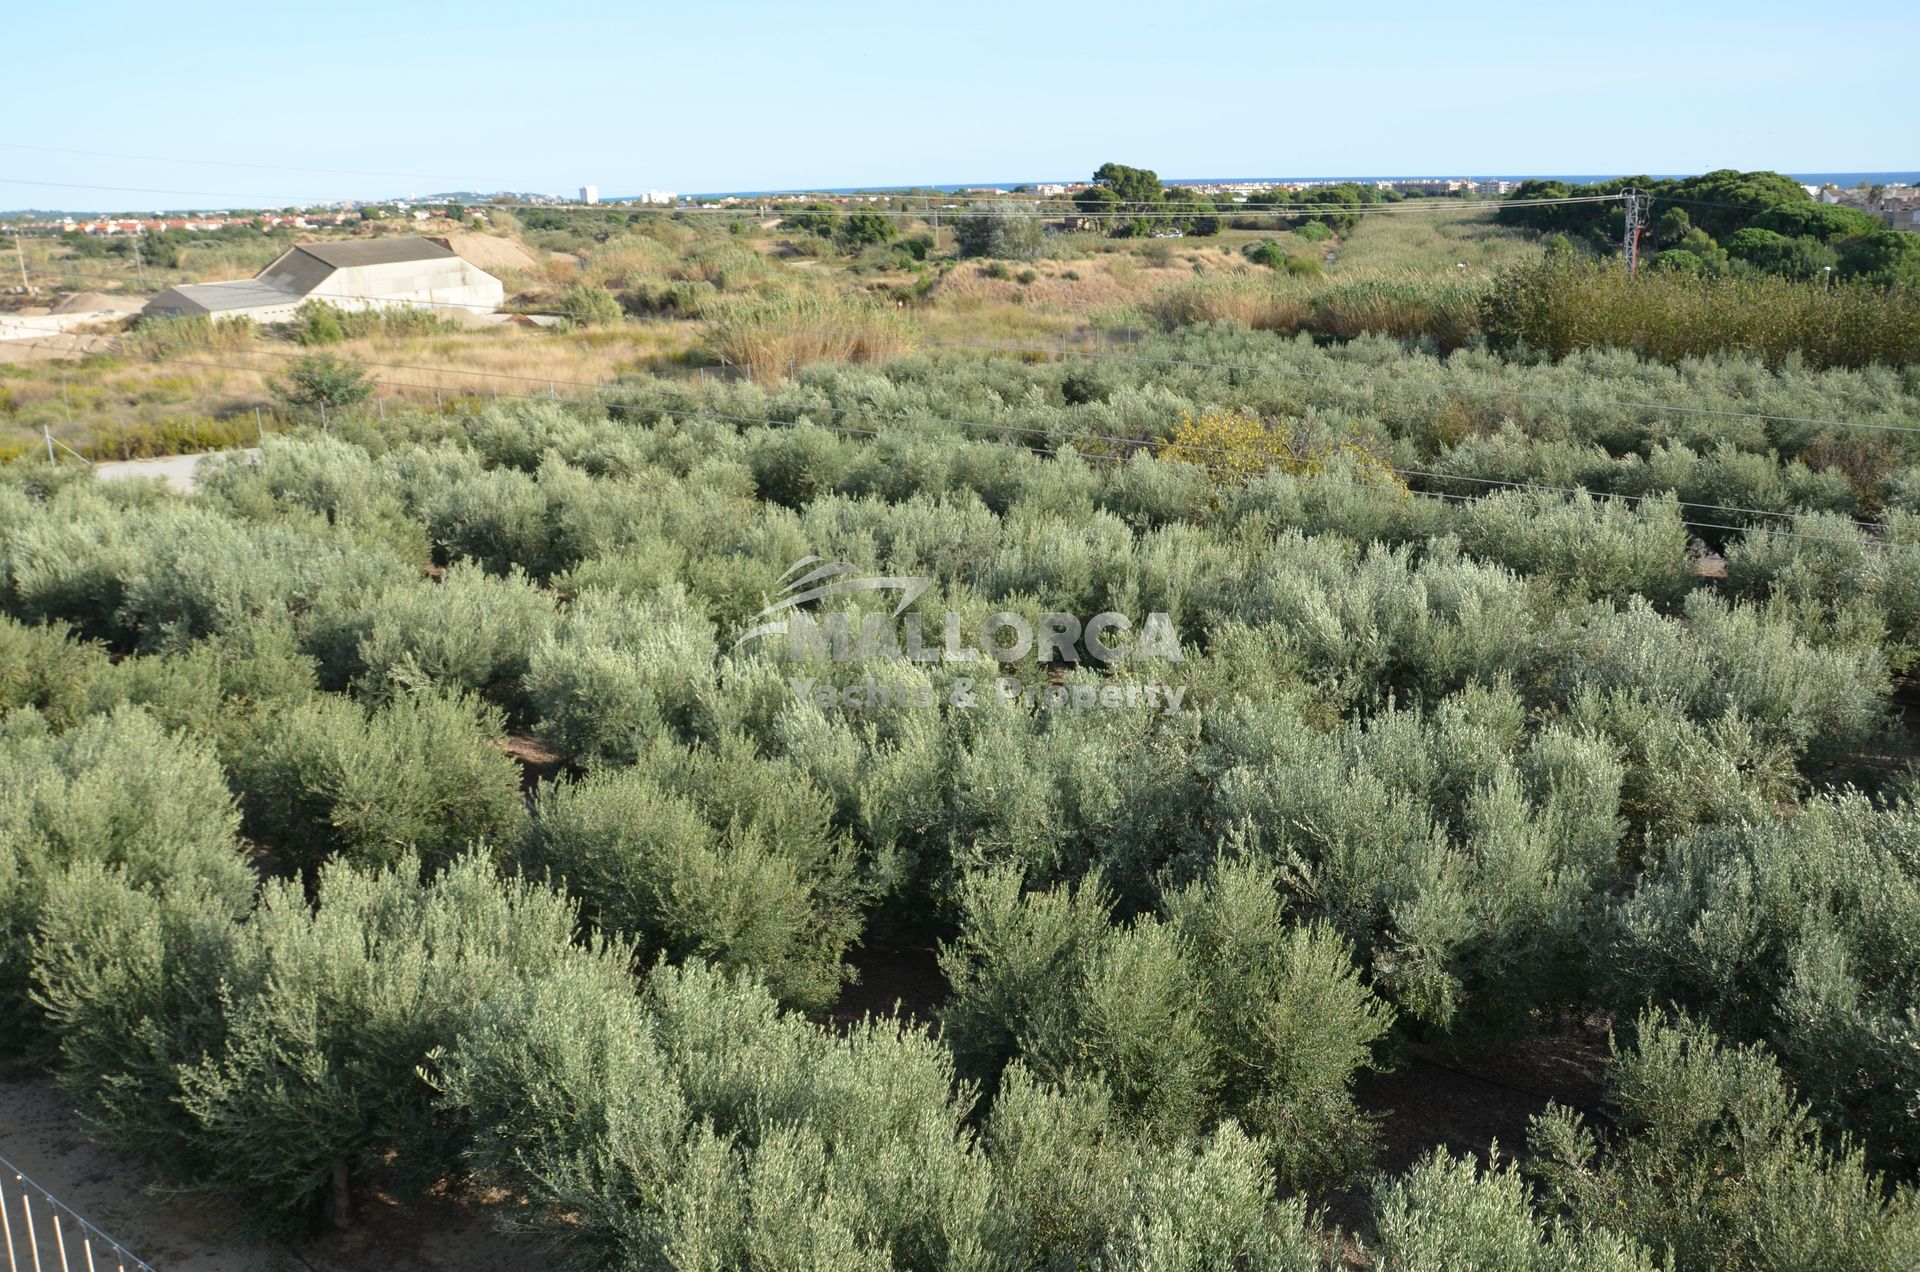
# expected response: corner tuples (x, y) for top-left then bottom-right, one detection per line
(0, 1153), (158, 1272)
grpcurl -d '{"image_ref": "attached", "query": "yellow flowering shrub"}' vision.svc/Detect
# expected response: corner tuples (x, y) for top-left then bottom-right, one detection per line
(1157, 408), (1407, 493)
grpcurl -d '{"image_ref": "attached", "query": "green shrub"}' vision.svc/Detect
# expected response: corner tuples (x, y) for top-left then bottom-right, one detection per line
(1607, 794), (1920, 1169)
(354, 562), (556, 722)
(270, 354), (374, 418)
(228, 690), (525, 875)
(0, 616), (106, 729)
(983, 1063), (1324, 1270)
(0, 707), (251, 1041)
(525, 585), (715, 763)
(1205, 685), (1626, 1032)
(523, 737), (862, 1009)
(1726, 511), (1920, 667)
(560, 281), (625, 327)
(939, 858), (1392, 1188)
(1838, 231), (1920, 289)
(1458, 490), (1693, 608)
(1371, 1148), (1657, 1271)
(953, 202), (1045, 261)
(83, 613), (319, 752)
(35, 853), (601, 1233)
(1527, 1011), (1920, 1270)
(291, 301), (345, 346)
(438, 959), (995, 1269)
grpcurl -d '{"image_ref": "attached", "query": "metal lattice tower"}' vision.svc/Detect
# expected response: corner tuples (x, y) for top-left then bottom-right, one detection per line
(1622, 190), (1642, 278)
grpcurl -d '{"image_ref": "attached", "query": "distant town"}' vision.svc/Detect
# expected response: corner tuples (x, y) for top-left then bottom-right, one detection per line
(11, 173), (1918, 236)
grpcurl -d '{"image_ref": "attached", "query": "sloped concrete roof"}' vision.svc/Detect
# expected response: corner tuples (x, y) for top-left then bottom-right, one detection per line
(292, 237), (458, 268)
(148, 280), (304, 313)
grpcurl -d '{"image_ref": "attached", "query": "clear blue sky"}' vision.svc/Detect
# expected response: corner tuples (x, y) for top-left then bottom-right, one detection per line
(4, 0), (1913, 211)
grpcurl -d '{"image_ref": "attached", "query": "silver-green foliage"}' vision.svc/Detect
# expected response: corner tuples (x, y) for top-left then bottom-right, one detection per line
(1205, 684), (1625, 1031)
(439, 958), (994, 1270)
(1608, 793), (1920, 1169)
(1526, 1011), (1920, 1271)
(228, 690), (526, 874)
(1726, 510), (1920, 669)
(525, 585), (717, 763)
(0, 707), (251, 1040)
(34, 852), (602, 1232)
(524, 735), (863, 1010)
(437, 957), (1324, 1272)
(1370, 1148), (1659, 1272)
(939, 857), (1392, 1189)
(355, 561), (556, 721)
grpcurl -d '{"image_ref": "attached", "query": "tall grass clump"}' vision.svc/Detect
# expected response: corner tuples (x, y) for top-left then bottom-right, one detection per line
(124, 315), (255, 360)
(1308, 278), (1481, 352)
(1482, 257), (1920, 368)
(1142, 271), (1481, 350)
(1141, 272), (1312, 332)
(704, 292), (913, 380)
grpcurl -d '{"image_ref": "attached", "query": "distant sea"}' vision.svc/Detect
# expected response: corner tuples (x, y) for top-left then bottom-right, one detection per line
(669, 172), (1920, 200)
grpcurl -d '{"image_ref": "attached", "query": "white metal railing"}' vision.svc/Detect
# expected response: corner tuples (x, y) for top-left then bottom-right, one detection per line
(0, 1153), (157, 1272)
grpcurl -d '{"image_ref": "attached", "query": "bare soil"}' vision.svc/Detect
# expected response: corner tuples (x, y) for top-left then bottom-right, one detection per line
(0, 1067), (547, 1272)
(829, 941), (948, 1031)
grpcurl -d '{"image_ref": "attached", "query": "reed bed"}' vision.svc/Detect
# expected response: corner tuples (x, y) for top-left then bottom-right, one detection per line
(1482, 259), (1920, 369)
(703, 292), (913, 380)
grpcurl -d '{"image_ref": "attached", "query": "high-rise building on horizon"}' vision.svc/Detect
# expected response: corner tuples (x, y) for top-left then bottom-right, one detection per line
(580, 185), (599, 205)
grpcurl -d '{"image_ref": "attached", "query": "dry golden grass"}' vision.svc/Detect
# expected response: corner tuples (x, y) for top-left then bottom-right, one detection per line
(0, 207), (1551, 459)
(0, 317), (709, 459)
(927, 252), (1211, 309)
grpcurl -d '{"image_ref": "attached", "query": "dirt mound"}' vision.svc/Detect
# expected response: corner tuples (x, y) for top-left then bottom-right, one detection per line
(429, 233), (539, 273)
(51, 291), (142, 315)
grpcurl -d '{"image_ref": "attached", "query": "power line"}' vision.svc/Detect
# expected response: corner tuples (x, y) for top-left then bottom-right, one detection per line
(0, 177), (295, 200)
(15, 273), (1920, 443)
(14, 335), (1897, 547)
(0, 140), (482, 185)
(16, 266), (1918, 441)
(4, 180), (1623, 218)
(688, 324), (1920, 438)
(512, 196), (1625, 220)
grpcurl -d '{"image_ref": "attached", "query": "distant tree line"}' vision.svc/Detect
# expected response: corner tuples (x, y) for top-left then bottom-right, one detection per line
(1498, 169), (1920, 288)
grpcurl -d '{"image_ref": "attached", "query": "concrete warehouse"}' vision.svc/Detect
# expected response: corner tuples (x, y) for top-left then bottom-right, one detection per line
(142, 237), (504, 322)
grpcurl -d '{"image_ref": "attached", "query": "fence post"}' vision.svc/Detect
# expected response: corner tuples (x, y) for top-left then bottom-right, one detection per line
(254, 406), (263, 444)
(0, 1153), (156, 1272)
(20, 1192), (37, 1272)
(320, 402), (328, 434)
(43, 424), (55, 466)
(2, 1178), (16, 1272)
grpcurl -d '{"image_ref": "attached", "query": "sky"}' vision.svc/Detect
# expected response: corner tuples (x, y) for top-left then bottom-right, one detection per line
(4, 0), (1915, 212)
